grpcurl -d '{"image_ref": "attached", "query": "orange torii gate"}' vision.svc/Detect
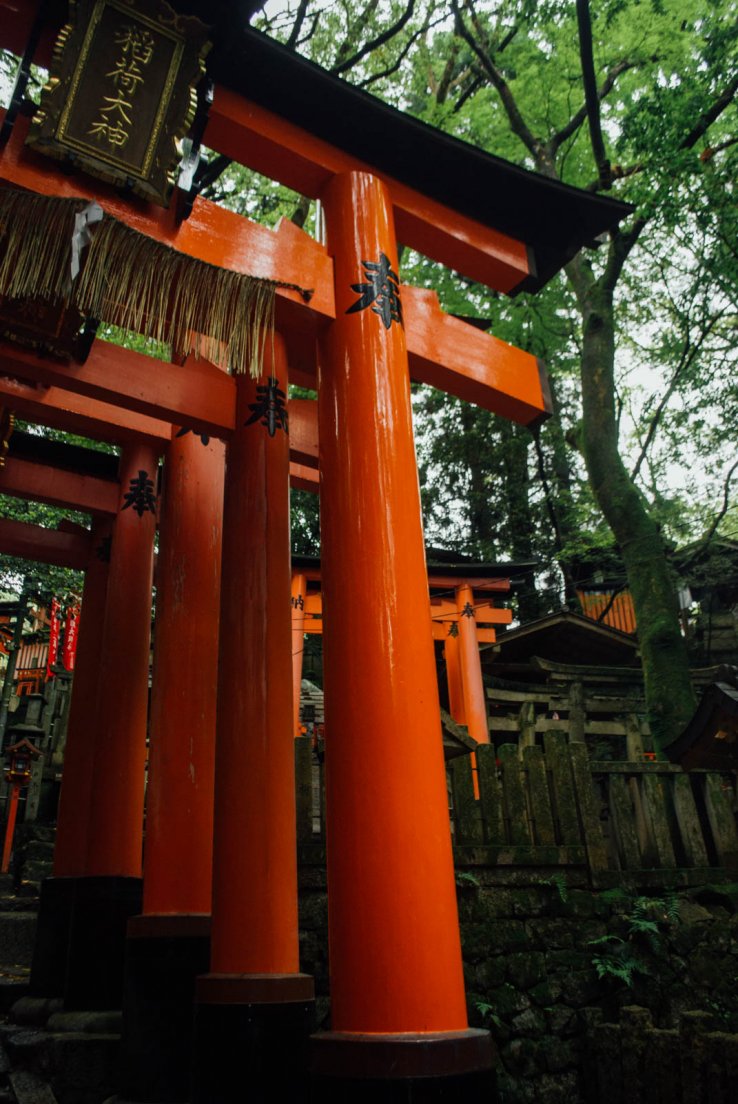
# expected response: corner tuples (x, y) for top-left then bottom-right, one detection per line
(291, 563), (515, 750)
(0, 3), (629, 1100)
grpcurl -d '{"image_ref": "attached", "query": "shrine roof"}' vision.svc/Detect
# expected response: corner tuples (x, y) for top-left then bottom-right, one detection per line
(205, 22), (632, 292)
(485, 610), (640, 667)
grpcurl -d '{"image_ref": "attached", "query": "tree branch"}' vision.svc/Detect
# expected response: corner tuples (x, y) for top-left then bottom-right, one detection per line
(601, 217), (647, 292)
(679, 458), (738, 572)
(551, 60), (637, 155)
(286, 0), (311, 49)
(681, 73), (738, 151)
(630, 315), (720, 482)
(330, 0), (416, 76)
(575, 0), (611, 187)
(358, 19), (435, 90)
(451, 0), (542, 161)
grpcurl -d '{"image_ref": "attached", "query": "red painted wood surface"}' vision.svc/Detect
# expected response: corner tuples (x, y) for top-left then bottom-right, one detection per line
(54, 519), (111, 876)
(85, 444), (156, 878)
(0, 517), (90, 568)
(206, 88), (531, 294)
(318, 170), (468, 1034)
(208, 336), (300, 977)
(0, 455), (118, 514)
(143, 429), (224, 916)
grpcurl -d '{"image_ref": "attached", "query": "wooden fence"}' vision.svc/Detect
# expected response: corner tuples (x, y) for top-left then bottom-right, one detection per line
(586, 1006), (738, 1104)
(294, 733), (738, 882)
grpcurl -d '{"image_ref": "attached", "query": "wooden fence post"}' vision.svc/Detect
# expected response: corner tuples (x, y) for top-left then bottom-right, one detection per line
(498, 743), (530, 845)
(476, 745), (505, 845)
(567, 681), (585, 743)
(449, 755), (483, 844)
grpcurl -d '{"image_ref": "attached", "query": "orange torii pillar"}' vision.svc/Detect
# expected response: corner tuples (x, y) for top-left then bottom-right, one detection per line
(64, 442), (157, 1010)
(455, 584), (490, 747)
(30, 517), (111, 997)
(291, 571), (307, 737)
(121, 427), (224, 1103)
(193, 335), (314, 1102)
(311, 171), (493, 1097)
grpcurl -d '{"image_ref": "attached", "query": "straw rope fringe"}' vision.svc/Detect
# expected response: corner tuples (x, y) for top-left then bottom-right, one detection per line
(0, 188), (302, 375)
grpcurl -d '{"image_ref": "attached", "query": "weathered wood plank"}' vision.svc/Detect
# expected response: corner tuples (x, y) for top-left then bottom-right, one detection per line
(568, 681), (586, 743)
(641, 773), (677, 868)
(294, 736), (314, 844)
(452, 843), (586, 866)
(449, 755), (484, 844)
(476, 744), (506, 845)
(523, 744), (556, 845)
(499, 743), (531, 845)
(569, 743), (609, 872)
(703, 773), (738, 867)
(544, 731), (581, 846)
(518, 699), (537, 749)
(624, 713), (645, 760)
(608, 774), (641, 870)
(672, 773), (709, 868)
(590, 762), (686, 774)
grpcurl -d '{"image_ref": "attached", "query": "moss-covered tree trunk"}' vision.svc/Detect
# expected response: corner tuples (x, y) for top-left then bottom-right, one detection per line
(569, 254), (696, 751)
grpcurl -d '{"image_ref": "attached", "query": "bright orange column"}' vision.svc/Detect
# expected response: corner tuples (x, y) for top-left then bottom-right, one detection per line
(53, 518), (112, 876)
(315, 172), (482, 1065)
(455, 584), (490, 746)
(85, 443), (157, 878)
(141, 428), (224, 916)
(291, 571), (307, 738)
(445, 631), (467, 726)
(199, 334), (309, 992)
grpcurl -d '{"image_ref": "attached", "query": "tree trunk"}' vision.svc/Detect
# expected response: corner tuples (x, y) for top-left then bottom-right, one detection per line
(575, 270), (696, 751)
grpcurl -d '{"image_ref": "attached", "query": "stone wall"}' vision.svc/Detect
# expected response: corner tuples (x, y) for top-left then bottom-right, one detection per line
(297, 863), (738, 1104)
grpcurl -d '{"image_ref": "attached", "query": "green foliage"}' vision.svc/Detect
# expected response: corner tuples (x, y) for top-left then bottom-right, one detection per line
(473, 999), (504, 1030)
(589, 892), (679, 987)
(541, 873), (569, 903)
(456, 870), (482, 889)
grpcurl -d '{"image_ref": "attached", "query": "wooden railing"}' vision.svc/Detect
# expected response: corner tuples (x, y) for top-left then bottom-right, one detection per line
(294, 733), (738, 883)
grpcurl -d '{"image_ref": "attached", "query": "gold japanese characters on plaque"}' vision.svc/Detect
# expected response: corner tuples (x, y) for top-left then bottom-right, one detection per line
(27, 0), (210, 205)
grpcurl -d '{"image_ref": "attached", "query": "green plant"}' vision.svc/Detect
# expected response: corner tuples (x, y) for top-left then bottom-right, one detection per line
(588, 893), (680, 987)
(456, 871), (481, 889)
(587, 935), (652, 988)
(541, 873), (569, 903)
(474, 1000), (504, 1030)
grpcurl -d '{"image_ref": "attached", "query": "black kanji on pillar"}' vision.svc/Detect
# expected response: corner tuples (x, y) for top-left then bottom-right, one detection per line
(245, 377), (288, 437)
(346, 252), (403, 330)
(176, 426), (210, 446)
(291, 594), (305, 610)
(122, 470), (157, 516)
(460, 602), (475, 619)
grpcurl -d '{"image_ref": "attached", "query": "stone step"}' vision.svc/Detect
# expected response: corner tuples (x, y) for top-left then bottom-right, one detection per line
(0, 914), (37, 969)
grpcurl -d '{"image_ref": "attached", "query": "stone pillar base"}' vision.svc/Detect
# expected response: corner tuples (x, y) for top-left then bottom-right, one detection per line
(192, 974), (315, 1104)
(30, 876), (142, 1009)
(310, 1029), (497, 1102)
(120, 914), (211, 1102)
(64, 876), (143, 1011)
(30, 876), (78, 997)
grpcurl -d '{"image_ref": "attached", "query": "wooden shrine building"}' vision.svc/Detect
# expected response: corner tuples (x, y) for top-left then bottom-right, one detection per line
(0, 2), (629, 1100)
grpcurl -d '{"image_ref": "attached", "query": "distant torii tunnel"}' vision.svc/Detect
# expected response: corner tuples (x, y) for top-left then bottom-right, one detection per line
(0, 1), (628, 1100)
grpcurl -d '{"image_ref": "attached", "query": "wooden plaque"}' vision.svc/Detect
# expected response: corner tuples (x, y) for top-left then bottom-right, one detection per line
(27, 0), (210, 206)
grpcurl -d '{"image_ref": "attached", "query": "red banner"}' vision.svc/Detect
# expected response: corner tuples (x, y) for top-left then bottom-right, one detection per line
(46, 597), (60, 680)
(61, 603), (80, 672)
